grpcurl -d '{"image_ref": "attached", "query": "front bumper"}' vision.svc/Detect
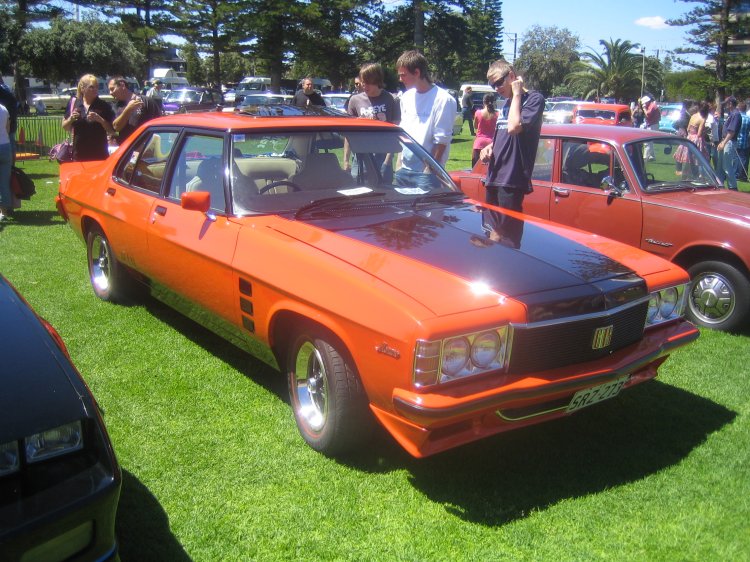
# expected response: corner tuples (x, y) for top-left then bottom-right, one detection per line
(0, 427), (122, 562)
(373, 319), (699, 457)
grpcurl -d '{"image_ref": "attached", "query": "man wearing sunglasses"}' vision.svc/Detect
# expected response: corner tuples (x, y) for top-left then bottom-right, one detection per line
(479, 60), (544, 211)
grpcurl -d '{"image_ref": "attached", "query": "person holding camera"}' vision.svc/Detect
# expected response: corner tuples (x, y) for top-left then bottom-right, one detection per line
(62, 74), (116, 162)
(108, 76), (163, 145)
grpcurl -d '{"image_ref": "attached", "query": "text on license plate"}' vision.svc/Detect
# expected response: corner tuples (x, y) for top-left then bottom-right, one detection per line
(566, 376), (629, 413)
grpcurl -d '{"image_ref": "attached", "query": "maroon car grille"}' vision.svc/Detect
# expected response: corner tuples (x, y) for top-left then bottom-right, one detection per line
(508, 301), (649, 373)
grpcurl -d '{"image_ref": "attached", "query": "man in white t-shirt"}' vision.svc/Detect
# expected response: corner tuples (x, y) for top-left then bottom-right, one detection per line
(396, 50), (455, 177)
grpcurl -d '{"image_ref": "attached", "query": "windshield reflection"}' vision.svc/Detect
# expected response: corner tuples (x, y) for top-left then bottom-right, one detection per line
(229, 129), (457, 215)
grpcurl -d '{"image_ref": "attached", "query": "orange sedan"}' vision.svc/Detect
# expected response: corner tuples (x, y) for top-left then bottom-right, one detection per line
(573, 103), (633, 126)
(57, 111), (698, 458)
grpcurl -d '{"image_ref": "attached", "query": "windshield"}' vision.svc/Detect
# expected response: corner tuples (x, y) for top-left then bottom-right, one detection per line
(624, 137), (721, 191)
(165, 90), (199, 103)
(228, 128), (459, 215)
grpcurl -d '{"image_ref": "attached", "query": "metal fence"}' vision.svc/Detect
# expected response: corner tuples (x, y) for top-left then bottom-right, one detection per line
(16, 115), (67, 159)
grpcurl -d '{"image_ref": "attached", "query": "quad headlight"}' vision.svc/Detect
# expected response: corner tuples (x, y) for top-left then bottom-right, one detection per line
(646, 284), (688, 327)
(0, 421), (84, 478)
(414, 327), (509, 387)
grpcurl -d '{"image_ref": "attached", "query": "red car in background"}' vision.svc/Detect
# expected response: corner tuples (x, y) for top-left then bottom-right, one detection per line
(452, 124), (750, 331)
(572, 103), (633, 126)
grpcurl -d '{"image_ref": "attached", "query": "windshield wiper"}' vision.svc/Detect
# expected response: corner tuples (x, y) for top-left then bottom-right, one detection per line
(294, 191), (386, 219)
(410, 191), (466, 209)
(647, 181), (712, 192)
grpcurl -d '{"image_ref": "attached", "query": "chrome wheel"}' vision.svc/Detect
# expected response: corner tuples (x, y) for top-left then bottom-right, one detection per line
(687, 261), (750, 331)
(286, 330), (372, 455)
(90, 233), (113, 295)
(291, 341), (329, 433)
(86, 225), (129, 302)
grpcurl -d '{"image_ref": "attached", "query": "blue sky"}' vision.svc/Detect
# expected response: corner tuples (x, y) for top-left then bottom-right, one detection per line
(500, 0), (701, 67)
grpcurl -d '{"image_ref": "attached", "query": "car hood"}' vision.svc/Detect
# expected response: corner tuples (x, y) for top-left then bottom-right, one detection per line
(647, 188), (750, 222)
(0, 281), (88, 442)
(273, 203), (647, 320)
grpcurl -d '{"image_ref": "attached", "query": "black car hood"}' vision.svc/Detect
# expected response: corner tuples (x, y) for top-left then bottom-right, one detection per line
(0, 279), (88, 442)
(289, 202), (648, 321)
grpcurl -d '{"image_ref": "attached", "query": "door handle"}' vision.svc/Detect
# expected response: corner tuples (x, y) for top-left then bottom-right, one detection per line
(552, 187), (570, 197)
(106, 187), (116, 196)
(155, 205), (167, 216)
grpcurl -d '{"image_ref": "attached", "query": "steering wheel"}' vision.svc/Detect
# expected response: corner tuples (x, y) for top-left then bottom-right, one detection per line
(258, 180), (302, 194)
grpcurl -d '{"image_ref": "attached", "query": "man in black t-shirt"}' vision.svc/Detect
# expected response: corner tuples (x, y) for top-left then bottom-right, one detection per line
(109, 76), (163, 144)
(293, 78), (325, 108)
(479, 60), (544, 211)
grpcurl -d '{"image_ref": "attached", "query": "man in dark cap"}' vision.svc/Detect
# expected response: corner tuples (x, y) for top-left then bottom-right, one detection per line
(718, 96), (740, 190)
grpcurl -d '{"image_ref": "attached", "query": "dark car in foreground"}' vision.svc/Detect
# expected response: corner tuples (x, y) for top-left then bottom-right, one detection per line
(56, 112), (697, 458)
(162, 87), (224, 114)
(452, 124), (750, 331)
(0, 275), (121, 560)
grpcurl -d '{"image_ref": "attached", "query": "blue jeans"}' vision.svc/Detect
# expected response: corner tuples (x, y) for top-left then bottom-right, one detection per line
(395, 168), (440, 191)
(723, 140), (738, 190)
(736, 146), (749, 180)
(0, 142), (12, 210)
(709, 143), (725, 183)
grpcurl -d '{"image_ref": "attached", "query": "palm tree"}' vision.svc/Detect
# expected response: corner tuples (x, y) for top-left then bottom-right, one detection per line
(565, 38), (659, 101)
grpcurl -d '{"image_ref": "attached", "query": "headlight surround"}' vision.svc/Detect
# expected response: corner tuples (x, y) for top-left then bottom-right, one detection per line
(646, 284), (688, 328)
(414, 326), (509, 387)
(25, 421), (84, 463)
(0, 440), (20, 477)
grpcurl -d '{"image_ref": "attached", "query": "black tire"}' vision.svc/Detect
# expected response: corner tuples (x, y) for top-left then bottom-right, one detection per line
(86, 225), (130, 302)
(686, 260), (750, 331)
(287, 330), (371, 455)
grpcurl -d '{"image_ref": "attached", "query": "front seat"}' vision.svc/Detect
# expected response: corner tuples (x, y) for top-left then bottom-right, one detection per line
(187, 157), (225, 210)
(291, 152), (355, 191)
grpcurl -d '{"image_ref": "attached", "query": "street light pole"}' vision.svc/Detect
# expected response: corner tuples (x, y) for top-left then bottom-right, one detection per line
(504, 32), (517, 63)
(640, 47), (646, 99)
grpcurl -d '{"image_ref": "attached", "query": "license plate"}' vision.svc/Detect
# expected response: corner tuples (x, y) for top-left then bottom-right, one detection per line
(566, 376), (628, 413)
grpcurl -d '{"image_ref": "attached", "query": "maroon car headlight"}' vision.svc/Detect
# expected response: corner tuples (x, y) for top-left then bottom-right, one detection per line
(414, 327), (509, 387)
(25, 420), (84, 463)
(0, 440), (20, 476)
(646, 284), (688, 327)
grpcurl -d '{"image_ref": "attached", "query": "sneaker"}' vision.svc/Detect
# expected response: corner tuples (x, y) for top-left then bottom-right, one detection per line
(0, 210), (5, 222)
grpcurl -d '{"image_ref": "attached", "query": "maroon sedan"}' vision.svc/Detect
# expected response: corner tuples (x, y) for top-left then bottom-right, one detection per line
(452, 124), (750, 331)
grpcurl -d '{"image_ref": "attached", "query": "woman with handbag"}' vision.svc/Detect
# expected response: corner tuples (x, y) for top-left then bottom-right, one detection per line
(62, 74), (116, 162)
(0, 101), (12, 221)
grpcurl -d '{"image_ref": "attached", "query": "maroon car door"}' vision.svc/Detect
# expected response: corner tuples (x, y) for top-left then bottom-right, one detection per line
(548, 139), (643, 248)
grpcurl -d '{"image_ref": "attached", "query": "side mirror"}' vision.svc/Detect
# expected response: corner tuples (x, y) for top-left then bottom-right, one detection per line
(601, 175), (628, 198)
(181, 191), (211, 212)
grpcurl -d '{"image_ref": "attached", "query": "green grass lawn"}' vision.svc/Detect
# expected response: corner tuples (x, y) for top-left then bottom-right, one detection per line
(1, 140), (749, 561)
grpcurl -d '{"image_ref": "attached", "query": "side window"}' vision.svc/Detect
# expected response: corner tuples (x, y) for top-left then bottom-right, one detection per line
(114, 131), (179, 193)
(532, 138), (554, 181)
(168, 134), (226, 212)
(561, 140), (615, 189)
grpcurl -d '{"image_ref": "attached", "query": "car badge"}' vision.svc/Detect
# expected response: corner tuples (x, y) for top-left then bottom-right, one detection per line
(375, 342), (401, 359)
(592, 325), (614, 350)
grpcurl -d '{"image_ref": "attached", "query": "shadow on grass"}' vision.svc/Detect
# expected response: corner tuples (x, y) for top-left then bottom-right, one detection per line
(116, 470), (191, 562)
(2, 209), (64, 226)
(137, 293), (736, 527)
(142, 295), (286, 397)
(395, 381), (736, 526)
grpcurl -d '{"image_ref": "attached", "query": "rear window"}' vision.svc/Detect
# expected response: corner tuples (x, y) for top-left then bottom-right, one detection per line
(577, 109), (616, 120)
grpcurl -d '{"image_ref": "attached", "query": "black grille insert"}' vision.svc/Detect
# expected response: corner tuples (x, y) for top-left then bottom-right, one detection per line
(508, 300), (649, 373)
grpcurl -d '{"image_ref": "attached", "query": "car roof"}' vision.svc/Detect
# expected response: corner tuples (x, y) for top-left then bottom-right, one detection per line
(541, 123), (673, 142)
(575, 103), (630, 111)
(144, 110), (391, 129)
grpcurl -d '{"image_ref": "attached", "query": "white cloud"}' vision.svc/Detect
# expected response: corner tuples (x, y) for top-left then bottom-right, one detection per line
(634, 16), (669, 30)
